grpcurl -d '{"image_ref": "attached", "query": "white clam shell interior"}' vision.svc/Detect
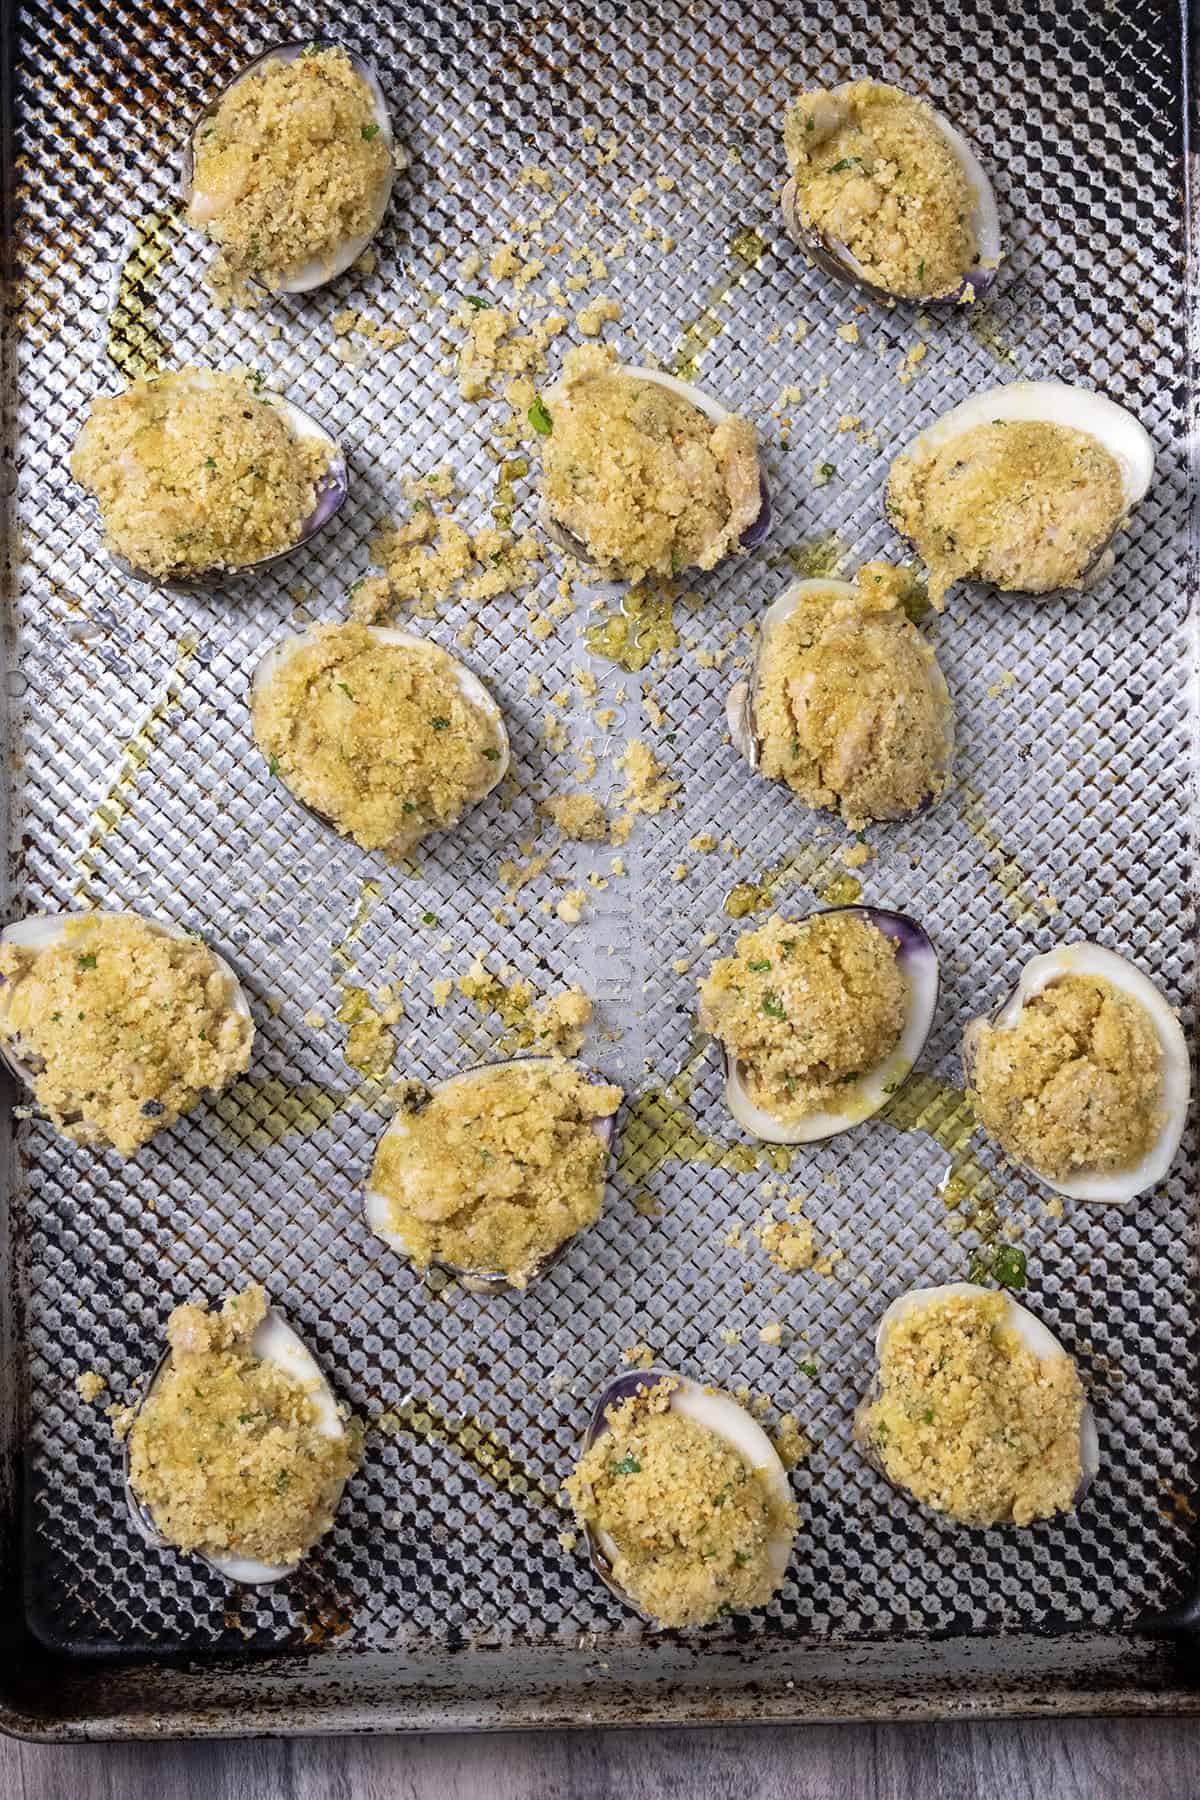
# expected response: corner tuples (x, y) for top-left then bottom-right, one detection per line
(965, 941), (1190, 1203)
(721, 908), (940, 1145)
(252, 623), (511, 812)
(589, 1368), (796, 1595)
(901, 381), (1154, 512)
(786, 84), (1001, 301)
(127, 1305), (348, 1586)
(871, 1282), (1100, 1490)
(185, 41), (396, 294)
(364, 1056), (616, 1283)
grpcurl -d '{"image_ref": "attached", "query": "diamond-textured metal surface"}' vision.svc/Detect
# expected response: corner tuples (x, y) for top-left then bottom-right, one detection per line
(5, 0), (1196, 1688)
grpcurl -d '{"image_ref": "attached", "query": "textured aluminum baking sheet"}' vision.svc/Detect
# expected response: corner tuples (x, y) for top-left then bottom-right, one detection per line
(1, 0), (1198, 1740)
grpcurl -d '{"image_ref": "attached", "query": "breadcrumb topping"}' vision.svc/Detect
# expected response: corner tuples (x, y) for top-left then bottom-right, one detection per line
(564, 1376), (796, 1628)
(71, 369), (330, 578)
(188, 47), (391, 294)
(251, 622), (505, 854)
(0, 913), (253, 1155)
(970, 974), (1163, 1181)
(127, 1285), (359, 1567)
(541, 345), (760, 581)
(887, 419), (1125, 604)
(861, 1289), (1084, 1526)
(784, 80), (977, 299)
(755, 561), (952, 828)
(371, 1060), (621, 1284)
(698, 912), (905, 1124)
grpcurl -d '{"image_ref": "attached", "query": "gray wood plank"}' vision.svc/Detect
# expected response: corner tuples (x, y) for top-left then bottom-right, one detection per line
(3, 1719), (1199, 1800)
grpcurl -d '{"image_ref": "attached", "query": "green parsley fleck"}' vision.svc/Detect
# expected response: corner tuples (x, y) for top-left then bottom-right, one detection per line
(611, 1452), (641, 1475)
(761, 992), (786, 1020)
(467, 295), (492, 310)
(76, 952), (98, 969)
(361, 122), (380, 140)
(528, 395), (553, 436)
(746, 958), (772, 972)
(993, 1244), (1027, 1291)
(421, 912), (437, 926)
(430, 717), (450, 731)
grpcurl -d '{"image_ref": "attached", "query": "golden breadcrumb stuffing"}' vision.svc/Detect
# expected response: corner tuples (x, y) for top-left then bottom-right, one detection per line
(251, 622), (505, 854)
(370, 1060), (621, 1284)
(541, 345), (761, 581)
(363, 499), (542, 621)
(127, 1285), (360, 1566)
(970, 974), (1163, 1180)
(783, 80), (977, 299)
(698, 911), (905, 1124)
(75, 1370), (107, 1402)
(455, 957), (594, 1055)
(71, 369), (331, 578)
(564, 1376), (796, 1628)
(188, 47), (391, 293)
(0, 913), (253, 1155)
(860, 1289), (1084, 1525)
(887, 420), (1125, 604)
(618, 739), (680, 814)
(542, 793), (609, 841)
(754, 561), (952, 828)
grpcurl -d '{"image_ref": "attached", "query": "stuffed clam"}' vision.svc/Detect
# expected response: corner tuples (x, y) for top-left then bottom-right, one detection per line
(71, 367), (347, 586)
(537, 345), (770, 583)
(251, 621), (509, 856)
(698, 906), (938, 1145)
(364, 1056), (622, 1292)
(726, 560), (954, 828)
(565, 1366), (798, 1628)
(125, 1284), (359, 1584)
(886, 381), (1154, 605)
(0, 910), (253, 1156)
(963, 942), (1189, 1204)
(781, 78), (1001, 304)
(183, 40), (397, 296)
(855, 1282), (1098, 1527)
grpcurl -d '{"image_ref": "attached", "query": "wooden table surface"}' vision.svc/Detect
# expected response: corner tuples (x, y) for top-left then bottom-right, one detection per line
(2, 1717), (1197, 1799)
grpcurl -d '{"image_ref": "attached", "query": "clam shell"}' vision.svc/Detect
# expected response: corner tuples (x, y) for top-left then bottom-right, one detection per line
(962, 941), (1189, 1203)
(82, 370), (348, 589)
(715, 905), (940, 1145)
(0, 910), (252, 1100)
(182, 39), (397, 294)
(780, 84), (1001, 305)
(363, 1056), (619, 1293)
(125, 1301), (350, 1585)
(251, 623), (510, 855)
(539, 363), (770, 572)
(578, 1365), (796, 1622)
(728, 574), (954, 812)
(854, 1282), (1099, 1516)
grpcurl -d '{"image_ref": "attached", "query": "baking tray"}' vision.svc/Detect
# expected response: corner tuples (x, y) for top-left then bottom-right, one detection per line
(0, 0), (1198, 1741)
